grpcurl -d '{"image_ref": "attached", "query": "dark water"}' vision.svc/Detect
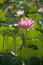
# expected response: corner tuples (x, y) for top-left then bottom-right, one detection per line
(0, 54), (43, 65)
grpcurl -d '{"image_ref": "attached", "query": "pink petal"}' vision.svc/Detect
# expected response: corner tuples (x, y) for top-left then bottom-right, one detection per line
(29, 21), (35, 26)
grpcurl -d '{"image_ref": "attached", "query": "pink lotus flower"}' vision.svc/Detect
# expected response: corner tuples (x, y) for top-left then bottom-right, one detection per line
(7, 5), (14, 10)
(18, 18), (35, 30)
(15, 10), (24, 16)
(31, 0), (36, 3)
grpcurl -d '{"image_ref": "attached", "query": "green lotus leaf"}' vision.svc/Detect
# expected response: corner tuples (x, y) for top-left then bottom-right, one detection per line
(0, 9), (6, 22)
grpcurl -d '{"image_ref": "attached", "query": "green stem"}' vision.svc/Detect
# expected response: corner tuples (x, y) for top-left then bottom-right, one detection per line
(3, 35), (4, 53)
(2, 35), (5, 65)
(26, 28), (29, 64)
(7, 25), (9, 52)
(6, 35), (9, 52)
(14, 37), (16, 52)
(26, 28), (27, 41)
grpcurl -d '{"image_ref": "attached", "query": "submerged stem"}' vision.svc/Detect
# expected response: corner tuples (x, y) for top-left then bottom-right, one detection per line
(40, 57), (41, 65)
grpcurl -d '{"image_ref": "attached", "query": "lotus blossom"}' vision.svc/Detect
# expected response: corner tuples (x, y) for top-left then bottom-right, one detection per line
(15, 10), (24, 16)
(19, 1), (23, 4)
(7, 5), (14, 10)
(31, 0), (36, 3)
(18, 18), (35, 30)
(38, 7), (43, 12)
